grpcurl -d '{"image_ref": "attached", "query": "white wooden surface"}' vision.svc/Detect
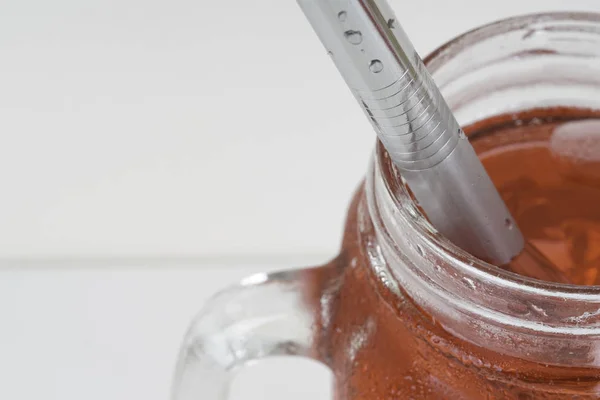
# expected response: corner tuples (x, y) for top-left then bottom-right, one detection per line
(0, 261), (332, 400)
(1, 0), (599, 259)
(2, 0), (600, 399)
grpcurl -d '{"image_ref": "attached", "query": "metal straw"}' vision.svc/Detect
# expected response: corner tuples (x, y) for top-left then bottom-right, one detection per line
(298, 0), (524, 264)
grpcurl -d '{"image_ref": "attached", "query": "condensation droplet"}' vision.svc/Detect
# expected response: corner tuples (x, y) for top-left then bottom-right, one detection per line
(327, 50), (333, 57)
(344, 30), (363, 45)
(387, 18), (397, 29)
(528, 302), (548, 317)
(522, 29), (536, 40)
(337, 11), (347, 22)
(462, 277), (477, 290)
(369, 59), (383, 73)
(530, 117), (542, 125)
(416, 245), (424, 257)
(505, 218), (513, 230)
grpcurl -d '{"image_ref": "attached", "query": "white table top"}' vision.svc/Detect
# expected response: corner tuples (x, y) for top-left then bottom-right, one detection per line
(0, 259), (332, 400)
(2, 0), (600, 399)
(1, 0), (599, 260)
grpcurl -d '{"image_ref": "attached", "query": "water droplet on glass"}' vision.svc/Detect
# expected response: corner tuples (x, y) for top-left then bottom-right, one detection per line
(530, 117), (542, 125)
(528, 302), (548, 317)
(523, 29), (536, 40)
(338, 11), (347, 22)
(369, 59), (383, 73)
(387, 18), (397, 29)
(344, 30), (363, 45)
(462, 277), (476, 290)
(327, 50), (333, 57)
(416, 245), (424, 257)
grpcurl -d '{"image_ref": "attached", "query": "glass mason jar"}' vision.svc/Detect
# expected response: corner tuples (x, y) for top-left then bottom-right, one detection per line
(172, 13), (600, 399)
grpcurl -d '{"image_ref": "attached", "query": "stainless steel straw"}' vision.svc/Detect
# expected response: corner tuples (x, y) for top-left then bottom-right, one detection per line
(298, 0), (524, 264)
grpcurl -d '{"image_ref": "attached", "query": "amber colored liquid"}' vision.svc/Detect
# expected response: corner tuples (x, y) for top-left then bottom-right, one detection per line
(470, 110), (600, 285)
(312, 108), (600, 400)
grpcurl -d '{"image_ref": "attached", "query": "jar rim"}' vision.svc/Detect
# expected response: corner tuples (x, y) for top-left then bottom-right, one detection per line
(424, 11), (600, 72)
(372, 12), (600, 337)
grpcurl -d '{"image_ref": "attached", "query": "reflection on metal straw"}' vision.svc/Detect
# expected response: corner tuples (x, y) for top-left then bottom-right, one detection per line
(298, 0), (524, 264)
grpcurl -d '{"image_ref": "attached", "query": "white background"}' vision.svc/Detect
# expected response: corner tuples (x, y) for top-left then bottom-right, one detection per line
(1, 0), (599, 399)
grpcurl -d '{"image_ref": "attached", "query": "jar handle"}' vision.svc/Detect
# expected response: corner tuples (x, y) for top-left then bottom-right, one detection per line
(171, 262), (339, 399)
